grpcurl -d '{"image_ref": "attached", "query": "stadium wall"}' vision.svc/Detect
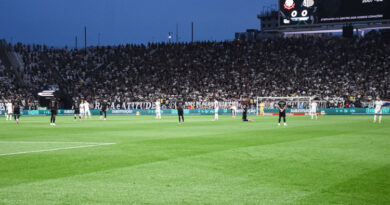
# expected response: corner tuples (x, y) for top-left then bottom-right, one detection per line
(1, 108), (389, 116)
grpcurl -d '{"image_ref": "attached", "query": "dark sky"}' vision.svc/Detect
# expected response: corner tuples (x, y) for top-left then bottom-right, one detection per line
(0, 0), (276, 47)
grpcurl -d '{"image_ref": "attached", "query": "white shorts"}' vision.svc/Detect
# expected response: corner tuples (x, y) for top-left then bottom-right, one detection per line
(7, 110), (13, 114)
(375, 109), (382, 114)
(310, 110), (316, 113)
(156, 110), (160, 114)
(80, 110), (85, 115)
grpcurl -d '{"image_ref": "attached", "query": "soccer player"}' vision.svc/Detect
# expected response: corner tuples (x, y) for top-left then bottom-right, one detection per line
(100, 100), (109, 120)
(310, 100), (318, 120)
(6, 100), (13, 121)
(72, 99), (81, 120)
(80, 100), (85, 119)
(50, 98), (59, 126)
(155, 99), (161, 119)
(242, 104), (248, 121)
(242, 104), (253, 122)
(231, 103), (237, 119)
(13, 101), (21, 124)
(213, 99), (219, 121)
(259, 101), (265, 115)
(84, 100), (92, 119)
(373, 97), (383, 123)
(177, 101), (184, 124)
(277, 100), (287, 126)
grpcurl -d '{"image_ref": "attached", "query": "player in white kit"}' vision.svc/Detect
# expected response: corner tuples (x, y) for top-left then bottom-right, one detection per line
(310, 100), (318, 120)
(155, 99), (161, 119)
(84, 100), (92, 119)
(80, 100), (85, 119)
(373, 97), (383, 123)
(214, 99), (219, 121)
(6, 100), (13, 120)
(231, 104), (237, 119)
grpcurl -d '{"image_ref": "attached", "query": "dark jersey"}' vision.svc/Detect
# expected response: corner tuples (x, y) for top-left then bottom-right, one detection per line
(177, 102), (184, 113)
(243, 106), (247, 116)
(278, 101), (287, 112)
(101, 102), (108, 111)
(50, 100), (58, 110)
(242, 106), (248, 121)
(73, 101), (79, 109)
(13, 102), (21, 114)
(278, 100), (286, 112)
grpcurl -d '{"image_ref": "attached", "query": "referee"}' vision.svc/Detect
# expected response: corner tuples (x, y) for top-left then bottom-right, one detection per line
(277, 100), (287, 126)
(177, 101), (184, 124)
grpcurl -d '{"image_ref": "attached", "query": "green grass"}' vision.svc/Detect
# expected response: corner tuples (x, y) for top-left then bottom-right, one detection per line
(0, 115), (389, 204)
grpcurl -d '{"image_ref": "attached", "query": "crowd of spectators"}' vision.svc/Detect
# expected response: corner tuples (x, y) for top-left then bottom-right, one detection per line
(1, 33), (389, 108)
(0, 58), (36, 109)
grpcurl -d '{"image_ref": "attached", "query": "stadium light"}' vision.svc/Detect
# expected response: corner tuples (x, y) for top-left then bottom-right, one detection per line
(168, 32), (172, 43)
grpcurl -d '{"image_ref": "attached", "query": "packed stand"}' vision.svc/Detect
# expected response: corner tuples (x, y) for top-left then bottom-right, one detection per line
(4, 33), (390, 108)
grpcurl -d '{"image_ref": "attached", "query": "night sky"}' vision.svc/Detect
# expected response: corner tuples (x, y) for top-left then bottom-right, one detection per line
(0, 0), (276, 47)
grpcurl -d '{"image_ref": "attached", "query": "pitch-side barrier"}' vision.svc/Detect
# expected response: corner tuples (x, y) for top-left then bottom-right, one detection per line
(1, 108), (389, 116)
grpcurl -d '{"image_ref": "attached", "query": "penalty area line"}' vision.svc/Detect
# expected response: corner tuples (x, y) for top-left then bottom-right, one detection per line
(0, 143), (116, 156)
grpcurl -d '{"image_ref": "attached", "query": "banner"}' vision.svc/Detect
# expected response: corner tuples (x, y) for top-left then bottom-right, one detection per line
(93, 101), (242, 110)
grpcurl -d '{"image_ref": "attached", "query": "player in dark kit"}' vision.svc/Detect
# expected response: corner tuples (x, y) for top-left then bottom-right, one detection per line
(242, 104), (253, 122)
(100, 100), (109, 120)
(242, 104), (249, 121)
(13, 101), (21, 124)
(177, 101), (184, 124)
(50, 98), (59, 126)
(277, 100), (287, 126)
(72, 99), (81, 120)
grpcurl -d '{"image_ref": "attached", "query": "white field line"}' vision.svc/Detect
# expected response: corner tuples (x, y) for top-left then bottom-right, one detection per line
(0, 142), (116, 156)
(0, 141), (111, 144)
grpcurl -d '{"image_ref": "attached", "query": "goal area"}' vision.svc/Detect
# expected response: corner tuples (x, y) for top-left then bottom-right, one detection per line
(256, 96), (314, 115)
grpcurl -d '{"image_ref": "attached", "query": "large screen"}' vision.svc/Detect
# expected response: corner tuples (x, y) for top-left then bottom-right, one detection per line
(279, 0), (390, 26)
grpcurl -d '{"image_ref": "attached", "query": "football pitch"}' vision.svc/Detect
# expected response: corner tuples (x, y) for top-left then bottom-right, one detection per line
(0, 115), (389, 204)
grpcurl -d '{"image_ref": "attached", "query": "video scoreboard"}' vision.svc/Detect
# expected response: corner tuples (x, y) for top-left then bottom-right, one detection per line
(279, 0), (390, 26)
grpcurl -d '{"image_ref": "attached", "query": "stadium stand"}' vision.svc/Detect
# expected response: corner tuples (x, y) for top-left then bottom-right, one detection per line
(0, 32), (389, 109)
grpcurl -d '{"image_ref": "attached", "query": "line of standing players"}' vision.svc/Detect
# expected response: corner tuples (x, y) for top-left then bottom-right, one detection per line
(48, 98), (110, 126)
(71, 99), (109, 121)
(173, 99), (286, 124)
(6, 98), (342, 126)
